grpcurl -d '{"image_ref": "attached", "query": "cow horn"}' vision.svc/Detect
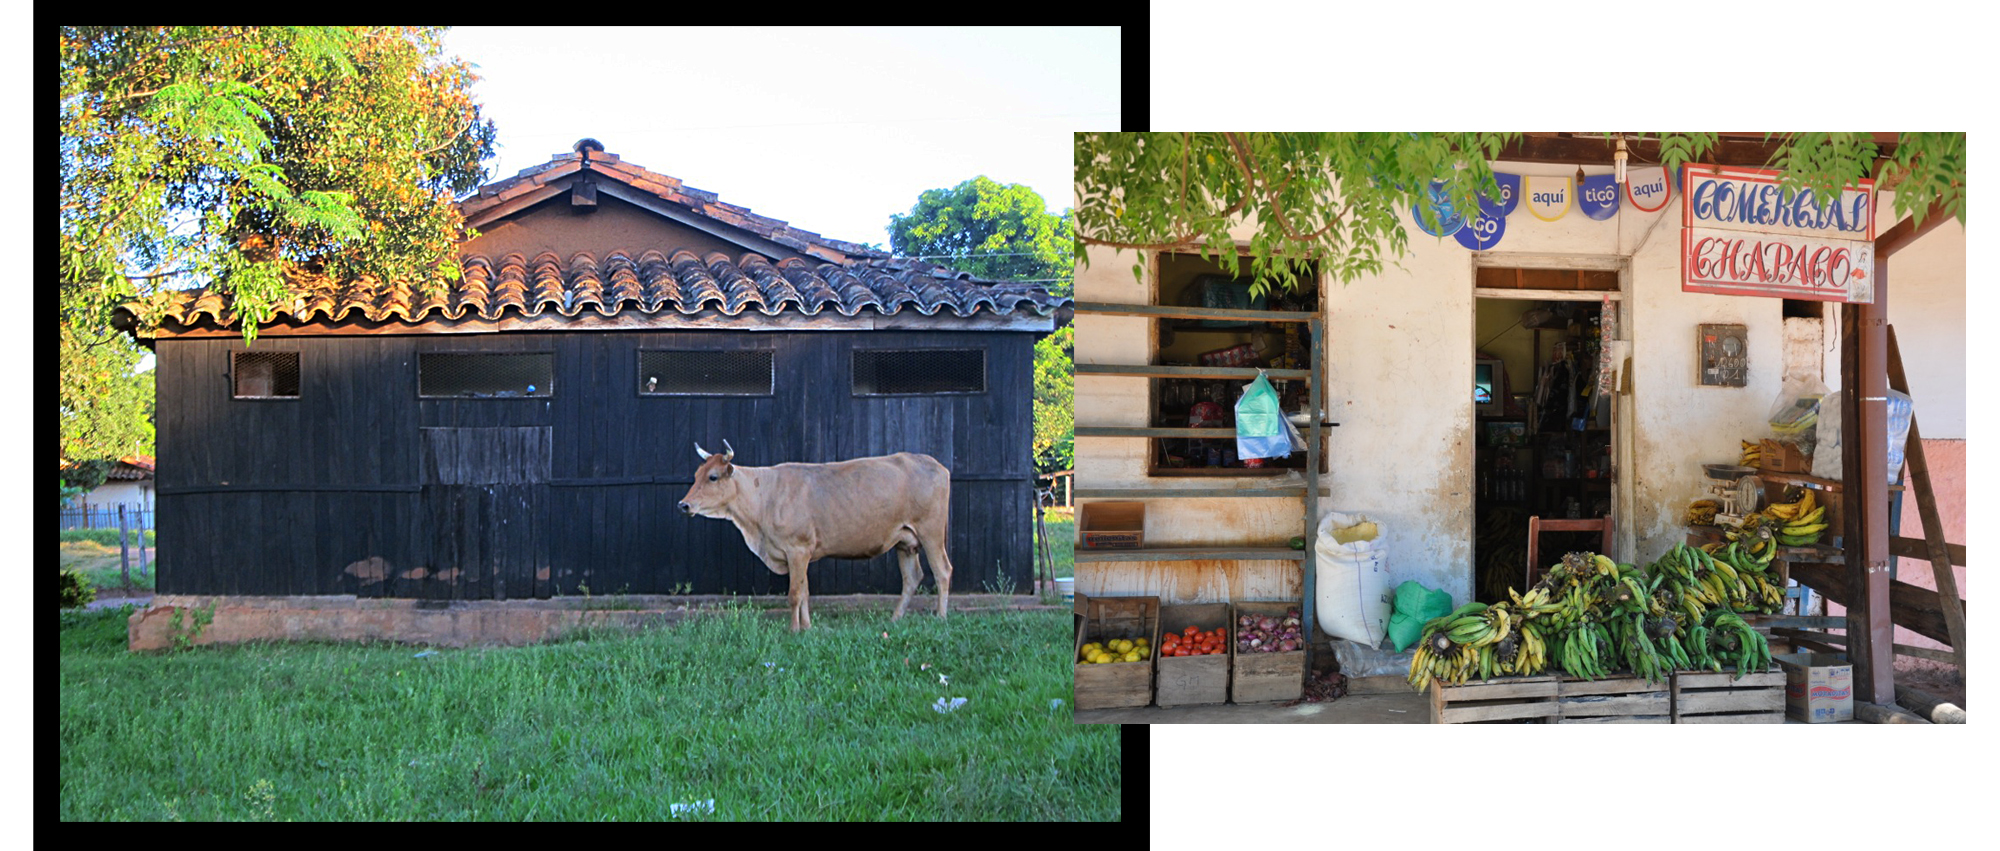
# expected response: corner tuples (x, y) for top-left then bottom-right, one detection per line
(695, 442), (711, 460)
(722, 439), (735, 461)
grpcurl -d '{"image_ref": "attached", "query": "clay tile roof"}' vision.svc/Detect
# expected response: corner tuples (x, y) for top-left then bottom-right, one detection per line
(117, 140), (1068, 335)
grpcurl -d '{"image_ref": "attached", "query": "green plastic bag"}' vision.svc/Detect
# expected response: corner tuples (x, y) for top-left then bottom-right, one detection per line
(1386, 580), (1454, 652)
(1234, 373), (1290, 460)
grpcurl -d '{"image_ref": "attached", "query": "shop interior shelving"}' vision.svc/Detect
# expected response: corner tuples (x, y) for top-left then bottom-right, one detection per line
(1071, 299), (1331, 667)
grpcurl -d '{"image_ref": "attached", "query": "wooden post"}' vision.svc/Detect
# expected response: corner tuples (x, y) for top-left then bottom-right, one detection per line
(118, 504), (132, 590)
(1884, 326), (1966, 677)
(1853, 701), (1928, 724)
(1894, 685), (1966, 724)
(1839, 258), (1894, 706)
(137, 506), (150, 576)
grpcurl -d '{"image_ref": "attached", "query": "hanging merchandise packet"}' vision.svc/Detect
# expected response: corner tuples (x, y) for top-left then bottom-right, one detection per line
(1235, 373), (1291, 460)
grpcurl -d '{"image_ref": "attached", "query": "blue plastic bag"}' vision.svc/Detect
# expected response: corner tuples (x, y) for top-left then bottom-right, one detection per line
(1235, 373), (1292, 461)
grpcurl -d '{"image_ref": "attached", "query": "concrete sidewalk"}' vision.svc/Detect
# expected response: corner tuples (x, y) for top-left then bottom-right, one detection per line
(1076, 690), (1432, 723)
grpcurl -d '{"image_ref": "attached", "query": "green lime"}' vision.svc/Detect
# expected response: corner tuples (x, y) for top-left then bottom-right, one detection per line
(1289, 536), (1307, 550)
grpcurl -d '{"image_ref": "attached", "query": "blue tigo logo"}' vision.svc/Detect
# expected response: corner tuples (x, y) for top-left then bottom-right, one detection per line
(1578, 173), (1620, 220)
(1454, 207), (1506, 250)
(1411, 181), (1465, 237)
(1487, 173), (1520, 217)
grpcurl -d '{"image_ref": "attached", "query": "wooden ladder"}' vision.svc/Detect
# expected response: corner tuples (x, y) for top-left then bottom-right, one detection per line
(1885, 325), (1967, 677)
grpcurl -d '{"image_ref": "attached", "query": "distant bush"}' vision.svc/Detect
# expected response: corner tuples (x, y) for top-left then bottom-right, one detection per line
(60, 568), (97, 609)
(59, 529), (156, 548)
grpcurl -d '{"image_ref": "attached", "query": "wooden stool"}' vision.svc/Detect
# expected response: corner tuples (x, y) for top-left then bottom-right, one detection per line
(1525, 515), (1613, 588)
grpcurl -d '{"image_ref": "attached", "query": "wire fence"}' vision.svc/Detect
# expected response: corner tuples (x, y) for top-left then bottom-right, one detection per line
(60, 503), (154, 532)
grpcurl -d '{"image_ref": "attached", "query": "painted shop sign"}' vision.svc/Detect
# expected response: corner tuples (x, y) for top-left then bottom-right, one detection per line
(1680, 164), (1876, 303)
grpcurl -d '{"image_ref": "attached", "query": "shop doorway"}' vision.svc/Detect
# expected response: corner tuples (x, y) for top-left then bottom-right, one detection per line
(1472, 278), (1619, 604)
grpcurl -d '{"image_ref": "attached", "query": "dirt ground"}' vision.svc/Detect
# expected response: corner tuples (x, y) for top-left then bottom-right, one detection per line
(1892, 658), (1966, 711)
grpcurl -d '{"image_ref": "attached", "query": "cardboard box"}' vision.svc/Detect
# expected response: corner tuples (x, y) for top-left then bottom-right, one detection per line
(1079, 501), (1145, 549)
(1774, 652), (1853, 723)
(1758, 439), (1812, 475)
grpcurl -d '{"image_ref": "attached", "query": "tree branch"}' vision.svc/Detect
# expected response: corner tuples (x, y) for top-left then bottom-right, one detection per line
(1225, 132), (1334, 244)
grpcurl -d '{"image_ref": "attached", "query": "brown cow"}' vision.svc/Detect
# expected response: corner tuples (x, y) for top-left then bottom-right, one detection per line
(678, 441), (954, 631)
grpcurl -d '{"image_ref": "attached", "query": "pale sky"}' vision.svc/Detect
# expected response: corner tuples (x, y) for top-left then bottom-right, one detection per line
(438, 26), (1119, 251)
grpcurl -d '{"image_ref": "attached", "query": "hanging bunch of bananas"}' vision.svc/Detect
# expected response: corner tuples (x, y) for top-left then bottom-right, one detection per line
(1549, 614), (1615, 680)
(1739, 439), (1762, 467)
(1414, 542), (1786, 690)
(1707, 540), (1787, 613)
(1684, 498), (1721, 527)
(1500, 586), (1561, 676)
(1528, 552), (1647, 682)
(1765, 488), (1828, 546)
(1726, 489), (1826, 558)
(1646, 542), (1724, 615)
(1703, 608), (1773, 680)
(1589, 565), (1672, 683)
(1407, 602), (1492, 691)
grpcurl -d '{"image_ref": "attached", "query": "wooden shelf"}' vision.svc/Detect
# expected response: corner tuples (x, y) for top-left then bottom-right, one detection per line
(1074, 301), (1316, 324)
(1755, 469), (1904, 493)
(1741, 614), (1847, 631)
(1147, 466), (1293, 477)
(1078, 363), (1314, 381)
(1074, 487), (1330, 499)
(1077, 425), (1338, 439)
(1074, 546), (1308, 563)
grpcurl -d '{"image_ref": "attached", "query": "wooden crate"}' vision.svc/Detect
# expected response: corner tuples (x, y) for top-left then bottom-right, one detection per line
(1073, 595), (1159, 710)
(1556, 674), (1670, 723)
(1155, 602), (1230, 708)
(1672, 667), (1787, 723)
(1429, 675), (1559, 724)
(1230, 601), (1305, 704)
(1078, 501), (1144, 549)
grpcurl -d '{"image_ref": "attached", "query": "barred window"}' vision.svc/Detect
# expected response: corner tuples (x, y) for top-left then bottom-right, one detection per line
(852, 349), (985, 395)
(233, 351), (300, 399)
(639, 350), (773, 396)
(418, 352), (554, 399)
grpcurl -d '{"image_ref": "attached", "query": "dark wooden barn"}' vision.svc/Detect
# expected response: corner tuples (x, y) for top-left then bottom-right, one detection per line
(114, 140), (1069, 603)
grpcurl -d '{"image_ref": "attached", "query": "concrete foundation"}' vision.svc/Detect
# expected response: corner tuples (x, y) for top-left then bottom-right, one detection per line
(126, 593), (1047, 652)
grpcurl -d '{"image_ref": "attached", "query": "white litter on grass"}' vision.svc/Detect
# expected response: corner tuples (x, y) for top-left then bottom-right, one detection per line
(413, 650), (436, 658)
(1049, 699), (1064, 712)
(937, 674), (950, 685)
(669, 799), (715, 817)
(932, 697), (968, 713)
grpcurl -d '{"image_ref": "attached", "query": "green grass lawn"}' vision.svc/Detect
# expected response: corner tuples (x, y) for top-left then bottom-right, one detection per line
(59, 602), (1116, 821)
(60, 541), (155, 596)
(1035, 510), (1074, 580)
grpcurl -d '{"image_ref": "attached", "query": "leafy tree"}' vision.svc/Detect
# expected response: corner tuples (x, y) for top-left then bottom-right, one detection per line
(59, 26), (496, 472)
(59, 326), (154, 469)
(60, 25), (496, 332)
(1073, 132), (1967, 296)
(888, 177), (1075, 476)
(888, 175), (1075, 296)
(1033, 326), (1075, 474)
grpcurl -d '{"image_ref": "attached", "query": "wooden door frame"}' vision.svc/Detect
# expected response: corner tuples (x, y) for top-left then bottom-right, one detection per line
(1468, 252), (1633, 563)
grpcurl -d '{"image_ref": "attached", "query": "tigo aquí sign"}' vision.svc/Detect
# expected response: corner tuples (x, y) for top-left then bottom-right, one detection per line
(1680, 164), (1876, 303)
